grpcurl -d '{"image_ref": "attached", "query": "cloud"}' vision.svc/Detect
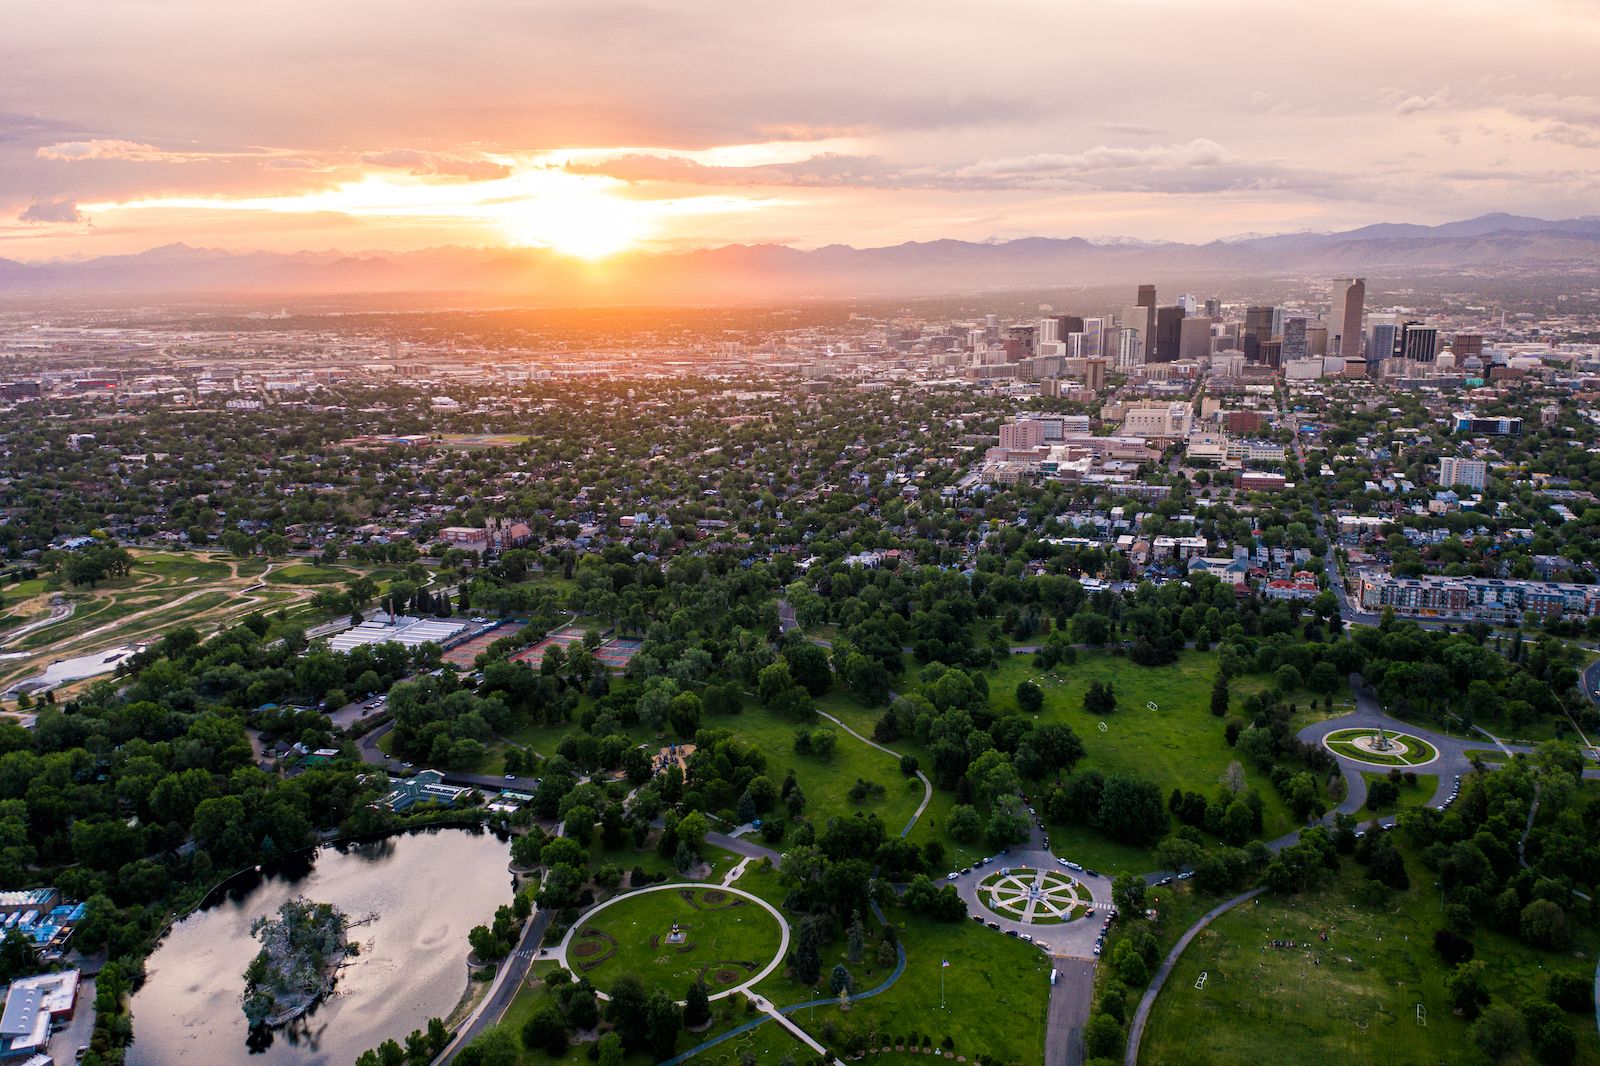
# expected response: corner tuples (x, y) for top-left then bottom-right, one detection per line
(564, 151), (898, 188)
(35, 138), (284, 163)
(360, 149), (511, 180)
(37, 138), (166, 161)
(1391, 88), (1451, 115)
(563, 139), (1378, 202)
(1094, 123), (1170, 137)
(1538, 120), (1600, 148)
(17, 197), (83, 223)
(962, 139), (1236, 177)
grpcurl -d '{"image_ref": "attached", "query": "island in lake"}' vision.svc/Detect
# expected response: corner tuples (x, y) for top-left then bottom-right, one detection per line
(242, 897), (354, 1028)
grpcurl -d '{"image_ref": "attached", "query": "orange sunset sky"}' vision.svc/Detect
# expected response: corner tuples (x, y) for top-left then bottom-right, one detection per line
(4, 0), (1600, 261)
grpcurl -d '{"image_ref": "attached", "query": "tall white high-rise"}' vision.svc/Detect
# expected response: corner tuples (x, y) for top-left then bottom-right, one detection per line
(1113, 327), (1144, 368)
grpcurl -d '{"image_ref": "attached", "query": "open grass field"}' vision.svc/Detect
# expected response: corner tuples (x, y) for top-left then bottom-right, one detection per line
(728, 708), (922, 834)
(568, 886), (783, 999)
(265, 563), (355, 585)
(774, 910), (1052, 1065)
(987, 652), (1300, 869)
(1139, 858), (1600, 1066)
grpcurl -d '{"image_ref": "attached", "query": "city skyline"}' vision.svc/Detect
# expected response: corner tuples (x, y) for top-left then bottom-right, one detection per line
(5, 0), (1600, 261)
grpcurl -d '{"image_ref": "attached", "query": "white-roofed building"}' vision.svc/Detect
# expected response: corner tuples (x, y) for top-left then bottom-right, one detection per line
(0, 969), (79, 1059)
(325, 615), (467, 654)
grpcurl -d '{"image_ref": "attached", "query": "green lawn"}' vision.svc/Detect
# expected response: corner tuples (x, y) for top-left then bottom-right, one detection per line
(728, 708), (921, 834)
(267, 563), (354, 585)
(135, 551), (234, 582)
(987, 652), (1300, 872)
(1357, 773), (1436, 818)
(779, 910), (1052, 1064)
(1139, 858), (1600, 1065)
(569, 887), (783, 999)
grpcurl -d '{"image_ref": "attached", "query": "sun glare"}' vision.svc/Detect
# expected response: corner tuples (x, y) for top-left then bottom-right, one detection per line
(75, 161), (777, 258)
(499, 184), (646, 259)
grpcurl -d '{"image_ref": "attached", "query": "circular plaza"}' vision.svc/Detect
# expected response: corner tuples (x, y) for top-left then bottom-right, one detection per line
(1322, 727), (1440, 768)
(976, 867), (1089, 925)
(556, 883), (788, 1002)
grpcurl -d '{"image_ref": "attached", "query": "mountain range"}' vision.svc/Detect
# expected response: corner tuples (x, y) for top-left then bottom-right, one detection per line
(3, 213), (1599, 303)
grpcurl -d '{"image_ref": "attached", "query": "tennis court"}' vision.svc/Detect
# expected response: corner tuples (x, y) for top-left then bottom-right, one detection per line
(443, 621), (526, 666)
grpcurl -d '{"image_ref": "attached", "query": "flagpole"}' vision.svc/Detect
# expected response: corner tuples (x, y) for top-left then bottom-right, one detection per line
(940, 963), (945, 1010)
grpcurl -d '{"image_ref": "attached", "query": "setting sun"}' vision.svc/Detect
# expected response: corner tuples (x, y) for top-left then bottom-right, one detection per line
(497, 178), (648, 259)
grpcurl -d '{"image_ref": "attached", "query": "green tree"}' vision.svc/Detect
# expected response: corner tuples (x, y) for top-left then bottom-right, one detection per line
(1471, 1003), (1525, 1062)
(1521, 899), (1569, 949)
(1111, 873), (1147, 916)
(1447, 960), (1490, 1020)
(1083, 1012), (1124, 1059)
(1015, 680), (1044, 714)
(644, 988), (682, 1060)
(605, 975), (649, 1052)
(682, 978), (711, 1028)
(520, 1004), (568, 1056)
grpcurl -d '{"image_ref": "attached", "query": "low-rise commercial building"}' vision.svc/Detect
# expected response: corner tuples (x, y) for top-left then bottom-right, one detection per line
(0, 970), (79, 1060)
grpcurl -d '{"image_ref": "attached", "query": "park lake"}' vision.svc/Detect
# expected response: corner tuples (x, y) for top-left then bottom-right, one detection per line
(128, 828), (513, 1065)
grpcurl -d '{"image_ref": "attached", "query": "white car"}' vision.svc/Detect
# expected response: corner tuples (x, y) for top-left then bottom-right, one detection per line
(946, 872), (959, 881)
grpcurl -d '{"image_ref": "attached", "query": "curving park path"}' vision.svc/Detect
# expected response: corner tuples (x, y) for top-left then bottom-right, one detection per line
(814, 707), (932, 838)
(552, 881), (791, 1003)
(1122, 888), (1264, 1066)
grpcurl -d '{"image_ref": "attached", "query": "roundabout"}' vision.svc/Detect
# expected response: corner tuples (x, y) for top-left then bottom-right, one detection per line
(976, 867), (1088, 925)
(1323, 726), (1440, 768)
(555, 883), (788, 1003)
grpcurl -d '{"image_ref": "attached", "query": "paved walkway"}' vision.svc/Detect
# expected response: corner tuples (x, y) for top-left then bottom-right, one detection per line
(721, 856), (751, 886)
(1123, 888), (1264, 1066)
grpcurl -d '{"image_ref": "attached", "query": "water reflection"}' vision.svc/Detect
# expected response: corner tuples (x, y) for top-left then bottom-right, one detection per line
(130, 827), (511, 1064)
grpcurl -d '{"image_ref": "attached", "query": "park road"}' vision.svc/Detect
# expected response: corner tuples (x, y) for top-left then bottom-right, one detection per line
(1046, 957), (1095, 1065)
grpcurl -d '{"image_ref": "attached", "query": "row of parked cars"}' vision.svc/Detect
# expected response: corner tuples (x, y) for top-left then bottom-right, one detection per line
(1437, 773), (1462, 810)
(967, 913), (1055, 951)
(946, 848), (1009, 880)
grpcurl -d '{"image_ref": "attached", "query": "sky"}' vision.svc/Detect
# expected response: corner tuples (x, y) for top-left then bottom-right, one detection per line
(4, 0), (1600, 261)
